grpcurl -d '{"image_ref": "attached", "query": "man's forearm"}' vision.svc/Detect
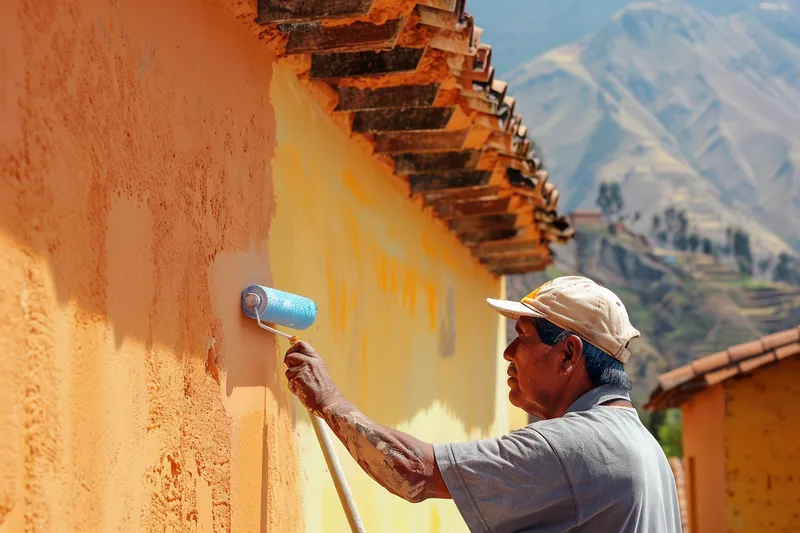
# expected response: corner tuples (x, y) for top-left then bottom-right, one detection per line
(318, 394), (447, 503)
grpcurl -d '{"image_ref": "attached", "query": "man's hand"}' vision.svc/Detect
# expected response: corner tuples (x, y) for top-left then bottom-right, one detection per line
(284, 341), (342, 415)
(283, 341), (451, 503)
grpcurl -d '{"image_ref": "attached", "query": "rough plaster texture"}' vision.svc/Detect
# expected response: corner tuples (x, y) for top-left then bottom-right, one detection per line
(1, 0), (517, 531)
(724, 358), (800, 532)
(0, 0), (301, 531)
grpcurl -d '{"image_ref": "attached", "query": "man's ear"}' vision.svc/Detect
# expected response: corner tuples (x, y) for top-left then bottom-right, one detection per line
(561, 335), (583, 374)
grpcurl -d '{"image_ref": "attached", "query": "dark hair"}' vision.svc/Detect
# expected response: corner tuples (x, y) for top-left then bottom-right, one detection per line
(533, 318), (632, 390)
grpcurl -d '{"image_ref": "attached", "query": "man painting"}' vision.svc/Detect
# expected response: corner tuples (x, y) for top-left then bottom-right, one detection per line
(283, 276), (682, 532)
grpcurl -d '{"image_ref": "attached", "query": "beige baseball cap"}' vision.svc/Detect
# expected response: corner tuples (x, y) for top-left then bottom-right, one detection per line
(487, 276), (640, 363)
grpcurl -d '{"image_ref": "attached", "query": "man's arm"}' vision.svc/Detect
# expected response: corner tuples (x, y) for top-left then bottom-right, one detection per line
(284, 341), (451, 503)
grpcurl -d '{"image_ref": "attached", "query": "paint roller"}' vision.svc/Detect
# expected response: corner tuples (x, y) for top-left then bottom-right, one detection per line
(240, 285), (366, 533)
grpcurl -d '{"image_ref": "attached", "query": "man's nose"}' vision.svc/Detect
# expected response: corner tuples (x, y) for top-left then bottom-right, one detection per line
(503, 338), (519, 361)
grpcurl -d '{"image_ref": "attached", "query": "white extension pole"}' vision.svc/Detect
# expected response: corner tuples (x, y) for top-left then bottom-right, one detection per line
(310, 414), (367, 533)
(248, 301), (366, 532)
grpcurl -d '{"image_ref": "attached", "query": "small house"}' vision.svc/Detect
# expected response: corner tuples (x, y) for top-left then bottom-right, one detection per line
(647, 326), (800, 533)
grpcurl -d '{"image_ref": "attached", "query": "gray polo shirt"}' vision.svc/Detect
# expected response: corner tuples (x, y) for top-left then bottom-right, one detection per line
(433, 385), (682, 532)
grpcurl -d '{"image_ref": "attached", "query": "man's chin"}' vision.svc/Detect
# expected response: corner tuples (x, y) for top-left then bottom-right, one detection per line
(507, 387), (522, 408)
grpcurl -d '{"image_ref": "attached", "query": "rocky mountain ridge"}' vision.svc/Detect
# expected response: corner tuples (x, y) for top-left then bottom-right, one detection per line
(503, 1), (800, 257)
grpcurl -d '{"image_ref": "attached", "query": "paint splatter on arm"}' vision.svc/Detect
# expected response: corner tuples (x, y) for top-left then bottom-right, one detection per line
(282, 341), (449, 503)
(320, 396), (451, 503)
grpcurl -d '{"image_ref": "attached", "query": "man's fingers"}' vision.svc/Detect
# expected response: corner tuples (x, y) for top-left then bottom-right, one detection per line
(284, 351), (315, 367)
(285, 364), (305, 380)
(285, 341), (318, 358)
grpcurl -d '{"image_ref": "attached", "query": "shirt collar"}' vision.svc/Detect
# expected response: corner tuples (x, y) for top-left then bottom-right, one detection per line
(565, 384), (631, 414)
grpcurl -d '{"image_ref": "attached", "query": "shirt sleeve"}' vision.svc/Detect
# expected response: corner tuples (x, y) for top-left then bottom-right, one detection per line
(433, 427), (576, 533)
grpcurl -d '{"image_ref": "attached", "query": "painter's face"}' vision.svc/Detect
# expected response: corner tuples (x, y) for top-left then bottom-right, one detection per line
(503, 317), (567, 418)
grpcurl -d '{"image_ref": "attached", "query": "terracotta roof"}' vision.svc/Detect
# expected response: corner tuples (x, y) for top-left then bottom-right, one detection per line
(645, 326), (800, 410)
(253, 0), (574, 275)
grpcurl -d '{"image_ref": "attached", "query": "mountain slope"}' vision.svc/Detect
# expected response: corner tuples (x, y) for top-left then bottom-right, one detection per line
(507, 226), (800, 401)
(467, 0), (784, 74)
(505, 1), (800, 254)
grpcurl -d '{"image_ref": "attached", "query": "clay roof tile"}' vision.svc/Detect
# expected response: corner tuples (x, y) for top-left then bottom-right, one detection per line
(657, 365), (696, 390)
(648, 325), (800, 411)
(728, 339), (766, 362)
(761, 327), (800, 350)
(690, 350), (730, 375)
(704, 365), (740, 386)
(739, 351), (776, 374)
(775, 342), (800, 360)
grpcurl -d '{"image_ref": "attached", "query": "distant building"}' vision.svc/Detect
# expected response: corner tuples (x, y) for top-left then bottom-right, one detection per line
(647, 326), (800, 533)
(568, 210), (604, 229)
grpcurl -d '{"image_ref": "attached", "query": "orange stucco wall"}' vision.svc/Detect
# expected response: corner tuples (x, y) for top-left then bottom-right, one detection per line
(682, 384), (726, 533)
(1, 0), (515, 531)
(0, 0), (299, 531)
(724, 358), (800, 532)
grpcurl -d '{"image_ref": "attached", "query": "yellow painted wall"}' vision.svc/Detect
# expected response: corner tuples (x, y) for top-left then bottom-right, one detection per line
(724, 358), (800, 532)
(682, 384), (726, 533)
(267, 65), (512, 532)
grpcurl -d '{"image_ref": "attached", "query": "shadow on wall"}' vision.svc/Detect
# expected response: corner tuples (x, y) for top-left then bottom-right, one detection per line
(0, 0), (282, 383)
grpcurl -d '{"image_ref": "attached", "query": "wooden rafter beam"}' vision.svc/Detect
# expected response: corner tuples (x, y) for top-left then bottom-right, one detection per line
(435, 197), (512, 219)
(417, 0), (464, 13)
(281, 19), (404, 54)
(420, 185), (502, 205)
(257, 0), (373, 23)
(408, 169), (492, 192)
(463, 93), (497, 114)
(335, 84), (439, 110)
(393, 150), (482, 175)
(351, 106), (455, 132)
(373, 129), (468, 153)
(428, 14), (474, 55)
(415, 3), (462, 29)
(310, 47), (425, 79)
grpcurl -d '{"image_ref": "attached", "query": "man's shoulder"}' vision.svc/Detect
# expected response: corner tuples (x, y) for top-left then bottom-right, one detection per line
(528, 407), (652, 456)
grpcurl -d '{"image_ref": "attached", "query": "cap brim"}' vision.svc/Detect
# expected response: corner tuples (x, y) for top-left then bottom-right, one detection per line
(486, 298), (546, 320)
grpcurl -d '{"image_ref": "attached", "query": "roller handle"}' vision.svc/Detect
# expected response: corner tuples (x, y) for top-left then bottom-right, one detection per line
(246, 295), (366, 532)
(310, 415), (367, 533)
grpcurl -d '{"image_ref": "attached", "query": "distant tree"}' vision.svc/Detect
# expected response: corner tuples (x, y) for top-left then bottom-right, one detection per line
(688, 233), (701, 253)
(664, 206), (678, 233)
(658, 410), (683, 458)
(658, 231), (669, 245)
(596, 182), (625, 222)
(702, 237), (714, 255)
(609, 182), (624, 217)
(677, 211), (689, 235)
(596, 183), (612, 221)
(733, 229), (753, 275)
(774, 253), (793, 283)
(674, 232), (688, 251)
(652, 214), (661, 233)
(724, 227), (734, 256)
(758, 256), (773, 277)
